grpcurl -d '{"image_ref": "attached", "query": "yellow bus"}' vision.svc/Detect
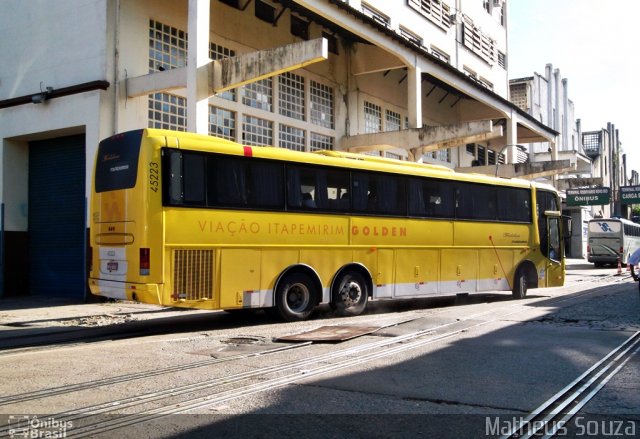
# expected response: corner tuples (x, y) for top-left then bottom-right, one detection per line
(89, 128), (565, 321)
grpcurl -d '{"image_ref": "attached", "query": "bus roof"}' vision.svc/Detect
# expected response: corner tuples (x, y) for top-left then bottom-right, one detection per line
(589, 217), (640, 226)
(143, 128), (544, 191)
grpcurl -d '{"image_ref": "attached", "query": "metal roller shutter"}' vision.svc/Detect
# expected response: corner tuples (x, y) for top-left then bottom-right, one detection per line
(29, 134), (86, 298)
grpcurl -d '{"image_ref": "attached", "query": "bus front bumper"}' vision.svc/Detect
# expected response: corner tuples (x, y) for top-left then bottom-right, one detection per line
(88, 278), (162, 305)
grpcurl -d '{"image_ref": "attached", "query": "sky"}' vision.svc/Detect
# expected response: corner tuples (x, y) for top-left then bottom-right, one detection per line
(508, 0), (640, 170)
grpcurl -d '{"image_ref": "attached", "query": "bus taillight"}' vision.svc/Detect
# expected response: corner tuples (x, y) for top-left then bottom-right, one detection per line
(140, 248), (150, 275)
(620, 246), (624, 254)
(89, 246), (93, 272)
(587, 245), (590, 253)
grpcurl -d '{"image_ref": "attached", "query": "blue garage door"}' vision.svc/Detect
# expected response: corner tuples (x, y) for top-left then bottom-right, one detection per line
(29, 135), (86, 298)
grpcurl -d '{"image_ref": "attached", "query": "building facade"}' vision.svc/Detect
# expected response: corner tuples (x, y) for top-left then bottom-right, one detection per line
(1, 0), (559, 298)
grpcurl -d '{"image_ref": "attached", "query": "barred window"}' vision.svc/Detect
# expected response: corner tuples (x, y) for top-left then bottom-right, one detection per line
(148, 93), (187, 131)
(209, 106), (236, 141)
(242, 115), (273, 146)
(279, 124), (306, 151)
(149, 20), (187, 73)
(210, 43), (236, 101)
(310, 132), (334, 151)
(310, 80), (334, 129)
(242, 78), (273, 112)
(364, 101), (382, 133)
(279, 72), (305, 121)
(385, 110), (401, 131)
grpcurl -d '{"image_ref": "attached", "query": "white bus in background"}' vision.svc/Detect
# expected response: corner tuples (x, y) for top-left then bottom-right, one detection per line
(587, 218), (640, 267)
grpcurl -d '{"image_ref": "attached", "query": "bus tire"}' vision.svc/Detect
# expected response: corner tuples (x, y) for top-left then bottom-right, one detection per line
(332, 271), (368, 317)
(512, 268), (528, 299)
(274, 272), (317, 322)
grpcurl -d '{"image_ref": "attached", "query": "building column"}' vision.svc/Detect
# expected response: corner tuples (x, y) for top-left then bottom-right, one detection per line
(407, 65), (423, 161)
(505, 112), (518, 163)
(187, 0), (210, 134)
(407, 65), (422, 130)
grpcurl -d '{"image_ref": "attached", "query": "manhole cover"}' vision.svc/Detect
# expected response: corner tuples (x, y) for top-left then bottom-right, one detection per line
(221, 336), (264, 345)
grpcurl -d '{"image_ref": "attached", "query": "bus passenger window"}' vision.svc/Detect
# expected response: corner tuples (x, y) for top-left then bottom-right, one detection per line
(209, 157), (247, 206)
(183, 154), (205, 205)
(168, 151), (183, 204)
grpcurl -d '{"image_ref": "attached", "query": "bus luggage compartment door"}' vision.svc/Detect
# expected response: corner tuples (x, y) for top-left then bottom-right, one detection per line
(220, 249), (261, 308)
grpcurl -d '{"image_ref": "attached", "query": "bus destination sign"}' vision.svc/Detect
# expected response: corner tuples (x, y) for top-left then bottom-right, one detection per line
(620, 185), (640, 204)
(566, 187), (610, 206)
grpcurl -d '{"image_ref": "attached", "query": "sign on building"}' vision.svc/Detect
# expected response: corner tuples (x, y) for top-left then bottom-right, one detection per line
(566, 187), (611, 206)
(620, 186), (640, 204)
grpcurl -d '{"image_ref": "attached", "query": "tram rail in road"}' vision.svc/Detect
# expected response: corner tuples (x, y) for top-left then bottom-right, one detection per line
(499, 331), (640, 439)
(0, 275), (636, 438)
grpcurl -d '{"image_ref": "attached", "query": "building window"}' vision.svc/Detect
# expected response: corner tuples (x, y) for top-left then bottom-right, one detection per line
(310, 132), (334, 151)
(210, 43), (237, 101)
(430, 46), (451, 64)
(149, 20), (187, 73)
(362, 2), (391, 28)
(149, 93), (187, 131)
(399, 27), (423, 48)
(462, 16), (497, 65)
(407, 0), (452, 31)
(466, 143), (475, 155)
(242, 115), (273, 146)
(437, 149), (451, 163)
(209, 106), (236, 141)
(310, 80), (334, 129)
(364, 101), (382, 133)
(279, 72), (305, 121)
(255, 0), (275, 24)
(279, 124), (306, 151)
(385, 109), (402, 131)
(477, 145), (486, 165)
(385, 152), (403, 160)
(291, 15), (309, 40)
(478, 77), (494, 91)
(498, 51), (506, 69)
(242, 78), (273, 112)
(510, 82), (528, 111)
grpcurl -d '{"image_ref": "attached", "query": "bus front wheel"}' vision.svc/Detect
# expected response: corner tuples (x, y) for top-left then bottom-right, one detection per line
(332, 271), (368, 317)
(512, 268), (528, 299)
(274, 272), (317, 322)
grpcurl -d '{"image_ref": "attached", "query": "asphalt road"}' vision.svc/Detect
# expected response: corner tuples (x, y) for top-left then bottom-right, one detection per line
(0, 260), (638, 438)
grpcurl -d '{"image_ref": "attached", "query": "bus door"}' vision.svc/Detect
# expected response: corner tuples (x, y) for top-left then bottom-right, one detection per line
(545, 213), (564, 287)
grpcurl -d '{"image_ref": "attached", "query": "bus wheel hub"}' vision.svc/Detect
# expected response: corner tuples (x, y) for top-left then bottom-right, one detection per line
(339, 281), (361, 307)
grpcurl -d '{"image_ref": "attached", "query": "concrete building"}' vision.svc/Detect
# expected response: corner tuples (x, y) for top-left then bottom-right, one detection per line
(0, 0), (560, 298)
(509, 66), (637, 258)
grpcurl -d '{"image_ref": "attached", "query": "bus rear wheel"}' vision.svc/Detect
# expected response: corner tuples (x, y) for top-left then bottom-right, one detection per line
(274, 272), (317, 322)
(332, 271), (368, 317)
(512, 268), (528, 299)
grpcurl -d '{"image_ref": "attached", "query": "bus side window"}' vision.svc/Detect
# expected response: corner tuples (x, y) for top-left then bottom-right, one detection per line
(168, 151), (183, 204)
(183, 153), (206, 205)
(209, 156), (247, 206)
(247, 160), (283, 208)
